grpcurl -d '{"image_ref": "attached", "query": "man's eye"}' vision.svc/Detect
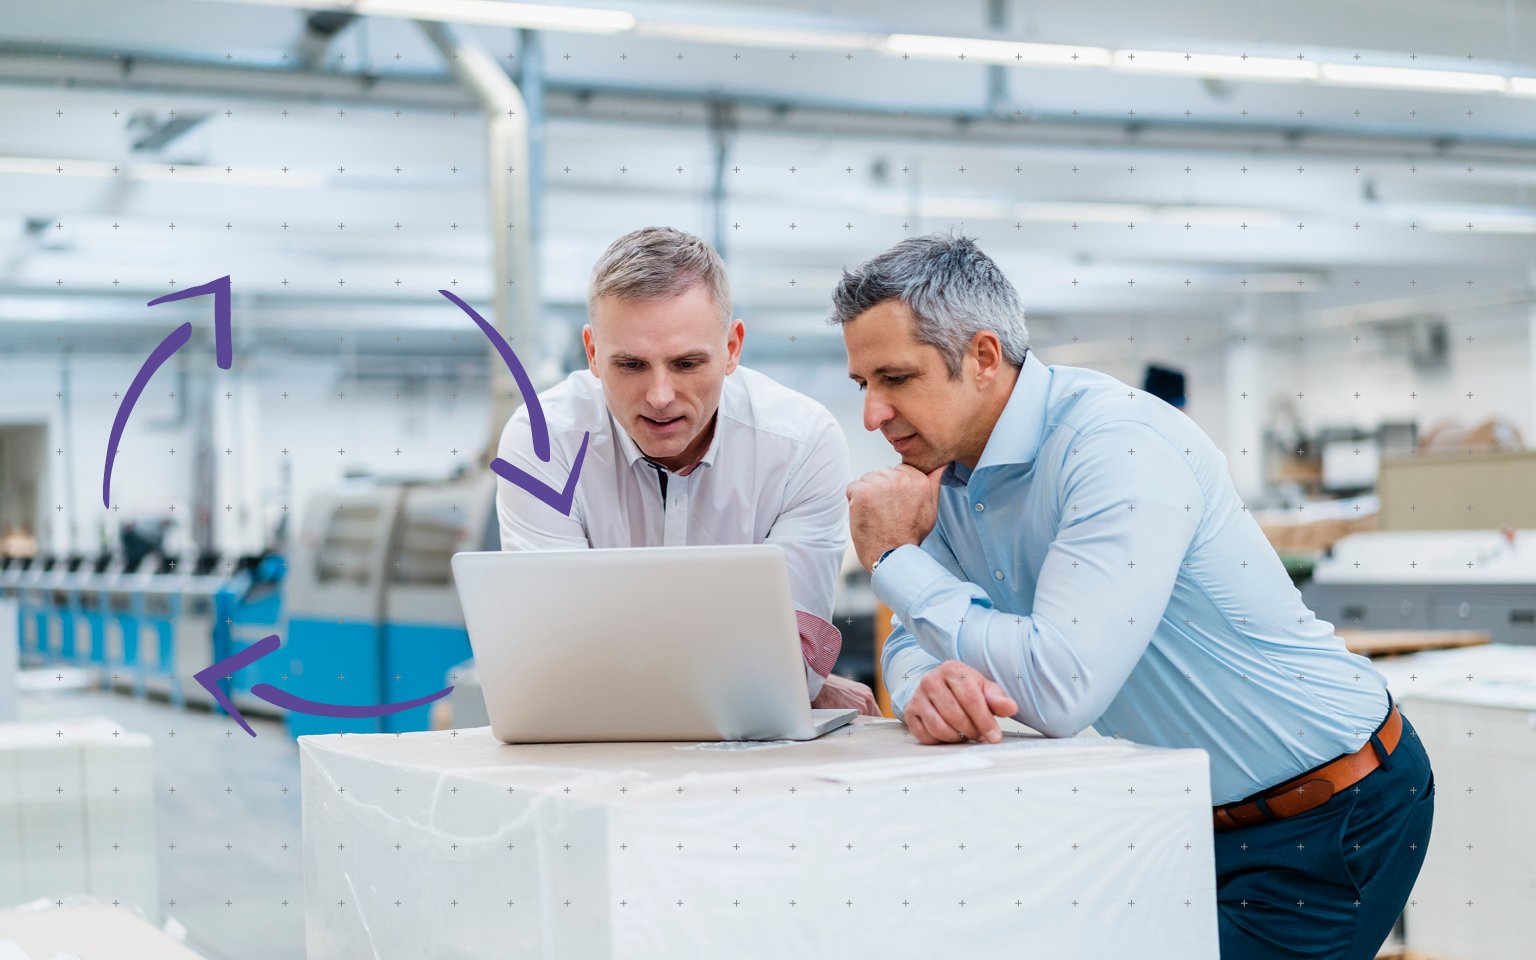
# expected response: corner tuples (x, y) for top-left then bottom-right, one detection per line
(619, 361), (642, 371)
(886, 375), (908, 386)
(853, 381), (867, 392)
(676, 361), (698, 370)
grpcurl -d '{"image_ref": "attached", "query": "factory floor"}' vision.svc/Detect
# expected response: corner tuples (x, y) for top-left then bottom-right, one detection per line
(17, 673), (305, 960)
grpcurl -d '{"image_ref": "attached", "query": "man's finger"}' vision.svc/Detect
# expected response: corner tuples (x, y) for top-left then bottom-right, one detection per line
(906, 709), (936, 745)
(921, 708), (964, 743)
(923, 679), (982, 742)
(983, 680), (1019, 718)
(858, 689), (880, 716)
(947, 672), (1002, 743)
(910, 697), (963, 743)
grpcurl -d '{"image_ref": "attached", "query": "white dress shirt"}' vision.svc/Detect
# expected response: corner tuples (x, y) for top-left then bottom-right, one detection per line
(495, 365), (851, 697)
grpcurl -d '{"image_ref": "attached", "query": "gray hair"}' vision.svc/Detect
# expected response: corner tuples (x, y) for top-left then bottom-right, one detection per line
(588, 226), (731, 326)
(829, 233), (1029, 377)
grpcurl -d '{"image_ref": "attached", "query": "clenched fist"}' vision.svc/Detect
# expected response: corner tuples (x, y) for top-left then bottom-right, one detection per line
(846, 465), (945, 571)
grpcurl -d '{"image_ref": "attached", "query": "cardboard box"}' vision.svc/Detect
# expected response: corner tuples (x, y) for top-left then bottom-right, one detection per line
(303, 718), (1218, 959)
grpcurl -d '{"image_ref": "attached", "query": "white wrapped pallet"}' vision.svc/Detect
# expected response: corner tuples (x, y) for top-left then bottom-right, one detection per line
(302, 717), (1218, 960)
(0, 718), (158, 921)
(1387, 645), (1536, 960)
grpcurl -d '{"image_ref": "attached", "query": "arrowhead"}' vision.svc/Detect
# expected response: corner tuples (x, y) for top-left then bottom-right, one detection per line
(489, 431), (590, 516)
(194, 633), (280, 737)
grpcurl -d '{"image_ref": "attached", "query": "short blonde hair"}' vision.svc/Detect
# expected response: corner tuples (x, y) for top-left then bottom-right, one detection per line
(587, 226), (731, 325)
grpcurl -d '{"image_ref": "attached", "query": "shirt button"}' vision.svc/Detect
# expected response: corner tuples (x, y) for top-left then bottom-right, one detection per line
(974, 502), (985, 513)
(994, 570), (1005, 580)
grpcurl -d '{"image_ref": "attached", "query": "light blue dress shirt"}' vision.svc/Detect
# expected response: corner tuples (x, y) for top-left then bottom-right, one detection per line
(872, 351), (1391, 805)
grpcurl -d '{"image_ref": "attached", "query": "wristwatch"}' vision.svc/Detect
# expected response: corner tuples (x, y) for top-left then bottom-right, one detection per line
(871, 546), (898, 573)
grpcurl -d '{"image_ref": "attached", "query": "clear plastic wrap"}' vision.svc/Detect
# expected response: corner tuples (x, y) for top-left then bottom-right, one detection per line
(302, 717), (1217, 959)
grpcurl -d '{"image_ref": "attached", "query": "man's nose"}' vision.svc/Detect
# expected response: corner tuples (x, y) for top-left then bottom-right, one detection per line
(863, 392), (894, 433)
(646, 372), (676, 410)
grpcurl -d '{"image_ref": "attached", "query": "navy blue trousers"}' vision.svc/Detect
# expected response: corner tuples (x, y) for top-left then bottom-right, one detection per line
(1213, 712), (1435, 959)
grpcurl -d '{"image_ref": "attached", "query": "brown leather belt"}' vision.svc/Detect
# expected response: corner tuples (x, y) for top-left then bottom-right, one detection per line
(1213, 705), (1402, 832)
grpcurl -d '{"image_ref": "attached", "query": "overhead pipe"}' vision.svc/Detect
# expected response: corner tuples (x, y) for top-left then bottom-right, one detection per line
(416, 20), (542, 467)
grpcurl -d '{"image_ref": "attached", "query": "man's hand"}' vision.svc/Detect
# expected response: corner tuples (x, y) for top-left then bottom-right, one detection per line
(812, 673), (881, 716)
(904, 660), (1018, 745)
(846, 465), (945, 571)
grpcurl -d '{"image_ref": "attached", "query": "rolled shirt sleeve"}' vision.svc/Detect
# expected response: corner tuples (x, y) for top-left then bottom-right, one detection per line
(872, 420), (1202, 736)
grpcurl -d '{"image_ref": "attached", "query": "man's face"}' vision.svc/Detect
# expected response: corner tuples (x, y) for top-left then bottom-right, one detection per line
(584, 283), (743, 471)
(843, 299), (987, 474)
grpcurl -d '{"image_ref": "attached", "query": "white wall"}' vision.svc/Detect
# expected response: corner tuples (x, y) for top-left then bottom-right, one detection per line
(0, 349), (489, 557)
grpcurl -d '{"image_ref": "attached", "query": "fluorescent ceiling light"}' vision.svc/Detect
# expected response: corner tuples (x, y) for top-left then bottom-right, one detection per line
(352, 0), (634, 32)
(885, 34), (1109, 67)
(638, 23), (881, 52)
(0, 155), (326, 187)
(1319, 63), (1507, 92)
(1423, 211), (1536, 233)
(211, 0), (635, 33)
(1115, 50), (1317, 81)
(0, 157), (120, 177)
(1507, 77), (1536, 97)
(890, 198), (1288, 226)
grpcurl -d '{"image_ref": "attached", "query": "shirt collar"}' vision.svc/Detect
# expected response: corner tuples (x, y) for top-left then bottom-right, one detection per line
(942, 349), (1052, 487)
(610, 376), (736, 474)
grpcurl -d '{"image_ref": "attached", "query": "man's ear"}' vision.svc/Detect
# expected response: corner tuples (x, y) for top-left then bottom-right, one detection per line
(971, 330), (1004, 386)
(723, 319), (745, 375)
(582, 324), (600, 377)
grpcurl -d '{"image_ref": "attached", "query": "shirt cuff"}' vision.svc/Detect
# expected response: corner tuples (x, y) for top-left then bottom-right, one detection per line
(869, 544), (961, 661)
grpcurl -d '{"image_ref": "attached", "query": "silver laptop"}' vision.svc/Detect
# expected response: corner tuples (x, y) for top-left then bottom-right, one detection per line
(450, 545), (858, 743)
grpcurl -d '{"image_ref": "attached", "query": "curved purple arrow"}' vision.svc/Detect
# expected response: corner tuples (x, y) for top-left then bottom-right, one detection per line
(103, 322), (191, 507)
(250, 682), (452, 721)
(439, 288), (549, 460)
(195, 633), (452, 738)
(147, 275), (233, 369)
(103, 276), (234, 507)
(440, 289), (591, 516)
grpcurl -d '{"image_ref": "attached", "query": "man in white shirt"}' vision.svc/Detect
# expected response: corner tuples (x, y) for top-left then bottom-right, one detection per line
(496, 226), (878, 713)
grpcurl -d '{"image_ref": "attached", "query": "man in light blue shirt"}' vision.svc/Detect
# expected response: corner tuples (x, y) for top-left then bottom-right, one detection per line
(833, 234), (1433, 960)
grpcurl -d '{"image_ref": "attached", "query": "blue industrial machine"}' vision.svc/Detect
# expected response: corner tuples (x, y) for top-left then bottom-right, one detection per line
(279, 484), (406, 737)
(276, 476), (497, 737)
(380, 476), (497, 733)
(2, 538), (286, 711)
(209, 552), (287, 719)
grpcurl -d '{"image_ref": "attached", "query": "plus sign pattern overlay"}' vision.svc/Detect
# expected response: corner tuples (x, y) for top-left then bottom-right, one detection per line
(2, 9), (1533, 960)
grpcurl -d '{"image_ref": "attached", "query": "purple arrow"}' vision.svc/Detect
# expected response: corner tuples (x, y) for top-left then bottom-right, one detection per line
(194, 634), (452, 738)
(104, 276), (233, 507)
(439, 289), (590, 516)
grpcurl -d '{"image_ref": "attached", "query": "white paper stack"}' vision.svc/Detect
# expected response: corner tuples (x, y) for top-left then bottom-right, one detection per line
(0, 902), (204, 959)
(302, 718), (1218, 960)
(0, 718), (158, 921)
(1387, 645), (1536, 960)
